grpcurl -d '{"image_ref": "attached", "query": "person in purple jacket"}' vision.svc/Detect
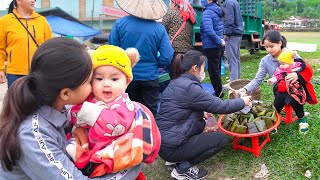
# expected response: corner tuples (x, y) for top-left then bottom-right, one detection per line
(0, 38), (143, 180)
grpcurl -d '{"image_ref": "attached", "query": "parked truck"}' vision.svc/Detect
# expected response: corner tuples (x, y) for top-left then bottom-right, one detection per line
(192, 0), (264, 54)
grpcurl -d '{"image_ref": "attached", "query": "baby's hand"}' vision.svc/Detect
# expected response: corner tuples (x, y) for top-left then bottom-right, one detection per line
(241, 96), (252, 106)
(267, 78), (276, 85)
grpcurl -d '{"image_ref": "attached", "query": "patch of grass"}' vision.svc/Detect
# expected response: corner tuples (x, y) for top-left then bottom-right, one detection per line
(281, 32), (320, 51)
(145, 47), (320, 179)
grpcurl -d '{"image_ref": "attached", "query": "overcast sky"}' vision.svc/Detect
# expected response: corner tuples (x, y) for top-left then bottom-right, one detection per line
(0, 0), (12, 10)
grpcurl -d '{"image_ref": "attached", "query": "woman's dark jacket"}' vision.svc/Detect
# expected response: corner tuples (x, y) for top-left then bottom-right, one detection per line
(156, 74), (245, 148)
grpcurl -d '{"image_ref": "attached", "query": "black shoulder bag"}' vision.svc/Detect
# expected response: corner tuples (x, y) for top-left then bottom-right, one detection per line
(12, 12), (39, 47)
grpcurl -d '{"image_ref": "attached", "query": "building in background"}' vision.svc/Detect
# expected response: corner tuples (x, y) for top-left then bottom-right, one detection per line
(37, 0), (124, 32)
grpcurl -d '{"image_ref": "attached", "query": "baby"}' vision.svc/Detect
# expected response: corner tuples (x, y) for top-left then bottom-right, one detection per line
(267, 49), (315, 134)
(66, 45), (161, 177)
(267, 50), (301, 85)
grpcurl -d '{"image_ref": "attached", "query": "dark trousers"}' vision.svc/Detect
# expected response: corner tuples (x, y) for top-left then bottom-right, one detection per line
(126, 79), (159, 116)
(273, 91), (304, 118)
(203, 47), (224, 97)
(7, 74), (24, 88)
(159, 132), (228, 170)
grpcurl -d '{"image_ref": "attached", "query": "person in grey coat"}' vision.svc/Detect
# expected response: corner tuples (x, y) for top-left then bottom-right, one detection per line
(0, 38), (143, 180)
(223, 0), (244, 81)
(156, 50), (251, 180)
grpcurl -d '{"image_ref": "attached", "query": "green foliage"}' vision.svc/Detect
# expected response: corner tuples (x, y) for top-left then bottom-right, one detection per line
(262, 0), (320, 20)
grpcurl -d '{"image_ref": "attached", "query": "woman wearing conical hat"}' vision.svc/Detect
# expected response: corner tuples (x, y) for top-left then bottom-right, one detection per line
(109, 0), (174, 117)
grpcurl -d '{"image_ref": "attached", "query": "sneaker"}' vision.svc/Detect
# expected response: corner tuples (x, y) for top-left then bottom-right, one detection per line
(171, 166), (208, 180)
(299, 122), (309, 134)
(270, 128), (277, 134)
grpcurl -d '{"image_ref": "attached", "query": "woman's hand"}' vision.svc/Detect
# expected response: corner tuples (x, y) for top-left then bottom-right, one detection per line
(204, 112), (213, 120)
(285, 72), (298, 83)
(241, 95), (252, 106)
(203, 125), (219, 133)
(235, 88), (247, 97)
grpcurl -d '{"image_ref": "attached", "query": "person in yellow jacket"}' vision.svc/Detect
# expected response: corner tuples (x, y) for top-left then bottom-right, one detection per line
(0, 0), (52, 88)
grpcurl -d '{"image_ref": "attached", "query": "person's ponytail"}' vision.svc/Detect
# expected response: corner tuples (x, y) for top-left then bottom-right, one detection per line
(172, 54), (184, 79)
(7, 0), (16, 14)
(281, 35), (287, 49)
(0, 77), (38, 171)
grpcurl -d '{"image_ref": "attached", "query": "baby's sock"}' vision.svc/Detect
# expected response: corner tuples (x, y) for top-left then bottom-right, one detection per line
(298, 117), (306, 123)
(298, 117), (308, 134)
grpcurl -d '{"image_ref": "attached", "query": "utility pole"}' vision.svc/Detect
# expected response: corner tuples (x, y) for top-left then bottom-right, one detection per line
(91, 0), (95, 27)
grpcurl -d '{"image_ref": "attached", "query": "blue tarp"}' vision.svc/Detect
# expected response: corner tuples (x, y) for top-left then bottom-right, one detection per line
(45, 15), (101, 40)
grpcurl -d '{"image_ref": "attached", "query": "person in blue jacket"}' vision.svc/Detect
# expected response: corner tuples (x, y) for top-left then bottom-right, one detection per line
(0, 38), (143, 179)
(109, 0), (174, 116)
(223, 0), (244, 81)
(156, 50), (252, 180)
(200, 0), (225, 98)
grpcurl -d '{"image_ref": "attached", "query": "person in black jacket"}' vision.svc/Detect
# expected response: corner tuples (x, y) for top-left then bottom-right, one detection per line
(156, 50), (251, 180)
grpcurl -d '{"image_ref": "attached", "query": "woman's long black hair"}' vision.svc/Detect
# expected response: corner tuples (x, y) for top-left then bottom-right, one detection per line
(0, 38), (93, 171)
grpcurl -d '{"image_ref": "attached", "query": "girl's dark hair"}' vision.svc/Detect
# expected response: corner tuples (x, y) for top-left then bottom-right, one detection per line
(8, 0), (16, 14)
(172, 50), (205, 79)
(262, 30), (287, 49)
(0, 38), (92, 171)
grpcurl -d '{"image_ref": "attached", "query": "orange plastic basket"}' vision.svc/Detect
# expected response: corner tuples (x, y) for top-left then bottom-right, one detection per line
(218, 113), (281, 156)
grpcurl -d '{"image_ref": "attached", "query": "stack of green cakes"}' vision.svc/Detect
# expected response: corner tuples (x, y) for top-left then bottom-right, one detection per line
(221, 102), (277, 134)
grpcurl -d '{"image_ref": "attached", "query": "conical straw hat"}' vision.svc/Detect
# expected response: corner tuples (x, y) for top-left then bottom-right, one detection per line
(116, 0), (168, 20)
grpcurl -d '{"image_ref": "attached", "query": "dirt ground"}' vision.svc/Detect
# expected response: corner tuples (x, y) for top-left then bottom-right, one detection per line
(305, 58), (320, 66)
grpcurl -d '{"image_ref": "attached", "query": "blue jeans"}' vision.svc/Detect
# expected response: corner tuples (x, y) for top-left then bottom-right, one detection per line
(7, 74), (24, 88)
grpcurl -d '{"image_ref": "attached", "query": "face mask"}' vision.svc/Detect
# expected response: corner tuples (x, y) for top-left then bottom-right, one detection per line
(199, 71), (205, 82)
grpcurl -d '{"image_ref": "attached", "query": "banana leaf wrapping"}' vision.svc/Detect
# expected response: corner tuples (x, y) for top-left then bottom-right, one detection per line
(246, 122), (259, 134)
(222, 116), (234, 130)
(253, 116), (261, 122)
(248, 114), (254, 122)
(272, 111), (277, 123)
(265, 111), (273, 117)
(230, 119), (240, 132)
(258, 110), (267, 116)
(254, 120), (267, 132)
(221, 102), (277, 134)
(261, 116), (274, 129)
(240, 118), (248, 126)
(235, 125), (247, 134)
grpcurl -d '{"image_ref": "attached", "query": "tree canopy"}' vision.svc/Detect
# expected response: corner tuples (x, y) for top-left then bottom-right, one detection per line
(262, 0), (320, 21)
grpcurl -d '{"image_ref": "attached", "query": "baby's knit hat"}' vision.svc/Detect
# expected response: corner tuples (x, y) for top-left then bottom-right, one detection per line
(278, 50), (294, 65)
(91, 45), (139, 78)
